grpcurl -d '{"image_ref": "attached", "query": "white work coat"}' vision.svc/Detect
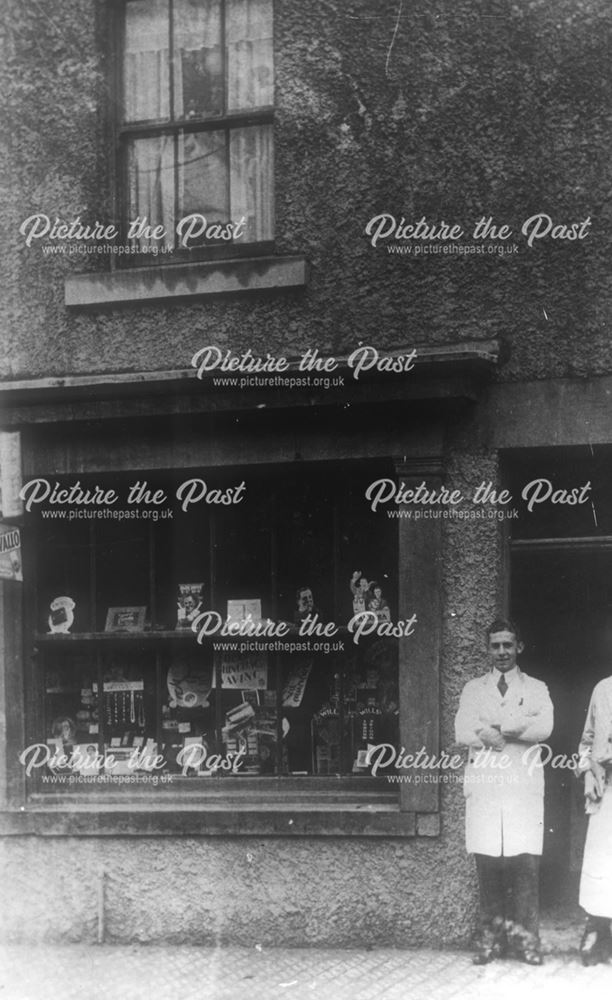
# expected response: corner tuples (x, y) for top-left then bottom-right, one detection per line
(455, 668), (554, 857)
(579, 676), (612, 918)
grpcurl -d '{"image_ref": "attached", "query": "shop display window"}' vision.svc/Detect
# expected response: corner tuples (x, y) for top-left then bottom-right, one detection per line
(27, 461), (399, 793)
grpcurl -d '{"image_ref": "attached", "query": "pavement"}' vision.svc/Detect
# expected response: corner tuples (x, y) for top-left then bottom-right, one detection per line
(1, 942), (611, 1000)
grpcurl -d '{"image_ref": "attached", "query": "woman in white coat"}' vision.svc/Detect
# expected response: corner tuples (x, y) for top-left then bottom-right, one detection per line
(577, 675), (612, 966)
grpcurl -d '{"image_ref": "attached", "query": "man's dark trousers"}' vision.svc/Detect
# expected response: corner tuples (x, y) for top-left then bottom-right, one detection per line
(475, 853), (540, 936)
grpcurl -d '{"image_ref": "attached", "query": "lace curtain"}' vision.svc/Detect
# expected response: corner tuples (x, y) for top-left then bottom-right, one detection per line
(174, 0), (223, 119)
(127, 136), (175, 249)
(123, 0), (273, 249)
(230, 125), (274, 241)
(124, 0), (271, 121)
(124, 0), (170, 121)
(227, 0), (273, 110)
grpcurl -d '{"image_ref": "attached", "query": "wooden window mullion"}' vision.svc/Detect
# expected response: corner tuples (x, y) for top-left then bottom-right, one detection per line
(168, 0), (175, 122)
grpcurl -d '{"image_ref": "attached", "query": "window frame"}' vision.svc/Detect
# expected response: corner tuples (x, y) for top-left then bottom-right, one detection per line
(0, 381), (456, 836)
(23, 460), (402, 802)
(114, 0), (276, 266)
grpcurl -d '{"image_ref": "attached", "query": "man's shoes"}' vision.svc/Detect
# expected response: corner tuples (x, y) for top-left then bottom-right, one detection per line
(472, 947), (495, 965)
(473, 941), (543, 965)
(505, 921), (543, 965)
(580, 918), (611, 967)
(521, 947), (543, 966)
(472, 921), (506, 965)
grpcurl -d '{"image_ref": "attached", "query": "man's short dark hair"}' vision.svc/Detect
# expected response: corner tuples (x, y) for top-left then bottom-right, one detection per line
(485, 617), (522, 644)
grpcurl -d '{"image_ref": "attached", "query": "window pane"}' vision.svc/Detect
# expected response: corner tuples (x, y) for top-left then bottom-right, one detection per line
(161, 648), (215, 777)
(214, 488), (272, 616)
(173, 0), (223, 119)
(124, 0), (170, 122)
(127, 135), (176, 249)
(226, 0), (273, 110)
(178, 130), (228, 246)
(276, 472), (335, 622)
(37, 518), (92, 632)
(217, 658), (280, 777)
(95, 520), (151, 630)
(100, 651), (156, 770)
(44, 650), (102, 783)
(230, 124), (273, 241)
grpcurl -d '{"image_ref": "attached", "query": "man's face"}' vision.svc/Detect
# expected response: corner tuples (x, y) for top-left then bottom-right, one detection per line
(184, 596), (196, 613)
(487, 630), (523, 672)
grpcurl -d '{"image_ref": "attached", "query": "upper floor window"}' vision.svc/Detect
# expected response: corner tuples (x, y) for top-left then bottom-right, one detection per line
(120, 0), (274, 257)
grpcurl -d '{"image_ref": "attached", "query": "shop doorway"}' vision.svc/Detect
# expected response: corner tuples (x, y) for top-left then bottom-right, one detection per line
(505, 445), (612, 917)
(512, 544), (612, 912)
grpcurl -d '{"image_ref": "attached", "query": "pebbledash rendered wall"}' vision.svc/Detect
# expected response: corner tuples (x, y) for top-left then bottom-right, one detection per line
(1, 0), (611, 944)
(3, 0), (612, 381)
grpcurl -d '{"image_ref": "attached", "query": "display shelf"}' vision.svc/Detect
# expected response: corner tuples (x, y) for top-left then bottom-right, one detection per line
(35, 626), (354, 644)
(36, 630), (204, 643)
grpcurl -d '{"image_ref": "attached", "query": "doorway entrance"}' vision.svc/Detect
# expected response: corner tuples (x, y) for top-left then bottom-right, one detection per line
(505, 443), (612, 917)
(511, 544), (612, 912)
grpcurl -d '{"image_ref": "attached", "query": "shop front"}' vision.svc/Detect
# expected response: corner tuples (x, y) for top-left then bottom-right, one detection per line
(3, 0), (611, 955)
(0, 347), (500, 944)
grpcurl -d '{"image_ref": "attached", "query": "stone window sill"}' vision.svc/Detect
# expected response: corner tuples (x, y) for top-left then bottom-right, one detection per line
(0, 804), (440, 838)
(64, 255), (308, 309)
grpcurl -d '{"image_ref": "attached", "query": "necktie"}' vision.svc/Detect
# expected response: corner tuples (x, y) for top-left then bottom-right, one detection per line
(497, 675), (508, 697)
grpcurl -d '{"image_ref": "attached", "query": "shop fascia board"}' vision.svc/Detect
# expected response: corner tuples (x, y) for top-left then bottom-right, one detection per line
(0, 340), (499, 426)
(64, 255), (308, 308)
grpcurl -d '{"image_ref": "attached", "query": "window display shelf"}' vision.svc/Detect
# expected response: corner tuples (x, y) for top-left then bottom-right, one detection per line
(35, 626), (355, 644)
(35, 631), (195, 643)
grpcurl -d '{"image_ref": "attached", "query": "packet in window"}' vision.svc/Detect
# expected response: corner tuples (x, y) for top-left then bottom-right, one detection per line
(180, 737), (211, 776)
(73, 744), (100, 776)
(223, 701), (256, 733)
(167, 659), (212, 708)
(282, 661), (312, 708)
(227, 598), (262, 625)
(176, 583), (203, 629)
(47, 596), (75, 634)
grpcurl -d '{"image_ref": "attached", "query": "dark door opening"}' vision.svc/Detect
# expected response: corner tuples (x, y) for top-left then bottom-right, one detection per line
(512, 545), (612, 915)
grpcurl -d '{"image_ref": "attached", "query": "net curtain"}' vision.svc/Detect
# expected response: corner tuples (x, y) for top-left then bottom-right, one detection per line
(123, 0), (273, 248)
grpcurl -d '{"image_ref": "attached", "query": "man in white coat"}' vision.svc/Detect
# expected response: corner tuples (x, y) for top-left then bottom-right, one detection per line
(455, 618), (554, 965)
(577, 675), (612, 966)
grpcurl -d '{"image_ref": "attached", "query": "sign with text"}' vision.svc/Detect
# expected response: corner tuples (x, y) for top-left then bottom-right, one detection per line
(220, 655), (268, 690)
(0, 524), (22, 581)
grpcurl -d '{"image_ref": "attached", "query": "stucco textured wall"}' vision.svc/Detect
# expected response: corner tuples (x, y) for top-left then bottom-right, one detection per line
(2, 0), (612, 381)
(0, 833), (474, 946)
(0, 0), (595, 946)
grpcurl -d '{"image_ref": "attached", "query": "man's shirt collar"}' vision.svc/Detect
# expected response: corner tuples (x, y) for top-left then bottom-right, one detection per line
(492, 665), (519, 685)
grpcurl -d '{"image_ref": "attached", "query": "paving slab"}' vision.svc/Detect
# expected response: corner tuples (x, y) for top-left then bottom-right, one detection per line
(1, 944), (612, 1000)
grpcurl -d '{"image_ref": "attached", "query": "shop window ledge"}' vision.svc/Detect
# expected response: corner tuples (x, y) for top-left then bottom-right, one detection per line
(0, 803), (433, 837)
(64, 255), (308, 309)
